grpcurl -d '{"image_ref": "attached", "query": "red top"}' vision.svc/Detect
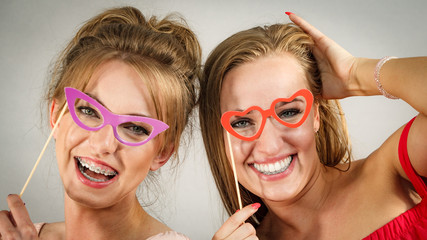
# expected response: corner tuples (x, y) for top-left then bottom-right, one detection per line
(364, 117), (427, 239)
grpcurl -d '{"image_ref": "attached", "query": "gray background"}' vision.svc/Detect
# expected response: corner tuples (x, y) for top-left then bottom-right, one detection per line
(0, 0), (425, 239)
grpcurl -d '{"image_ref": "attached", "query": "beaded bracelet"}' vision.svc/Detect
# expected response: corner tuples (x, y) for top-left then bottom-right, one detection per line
(374, 56), (399, 99)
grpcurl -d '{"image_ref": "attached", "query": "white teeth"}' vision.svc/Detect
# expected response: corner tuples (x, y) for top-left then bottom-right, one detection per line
(76, 157), (117, 176)
(268, 164), (275, 173)
(253, 155), (293, 175)
(79, 164), (108, 182)
(274, 162), (280, 171)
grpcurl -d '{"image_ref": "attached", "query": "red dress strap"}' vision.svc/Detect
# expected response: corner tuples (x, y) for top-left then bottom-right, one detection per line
(398, 117), (427, 198)
(363, 117), (427, 240)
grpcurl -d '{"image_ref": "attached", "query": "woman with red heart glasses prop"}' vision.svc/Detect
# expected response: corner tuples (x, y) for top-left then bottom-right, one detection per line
(0, 6), (200, 240)
(199, 13), (427, 239)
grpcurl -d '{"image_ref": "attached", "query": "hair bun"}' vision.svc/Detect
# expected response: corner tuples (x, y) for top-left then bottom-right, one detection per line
(147, 15), (201, 80)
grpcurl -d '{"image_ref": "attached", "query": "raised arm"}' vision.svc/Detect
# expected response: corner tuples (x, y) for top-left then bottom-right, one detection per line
(353, 57), (427, 178)
(287, 12), (427, 178)
(354, 57), (427, 114)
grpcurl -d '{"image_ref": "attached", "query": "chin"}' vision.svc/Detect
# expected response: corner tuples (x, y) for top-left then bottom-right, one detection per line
(63, 184), (117, 209)
(260, 186), (300, 203)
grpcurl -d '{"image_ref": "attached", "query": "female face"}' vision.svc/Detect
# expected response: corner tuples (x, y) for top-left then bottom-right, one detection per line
(220, 53), (320, 202)
(52, 60), (170, 208)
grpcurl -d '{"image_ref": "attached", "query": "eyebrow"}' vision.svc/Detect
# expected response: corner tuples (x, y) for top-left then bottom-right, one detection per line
(85, 92), (152, 118)
(230, 98), (304, 112)
(275, 98), (304, 107)
(232, 110), (258, 117)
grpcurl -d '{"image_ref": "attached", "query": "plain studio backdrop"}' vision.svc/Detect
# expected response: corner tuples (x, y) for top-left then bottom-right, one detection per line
(0, 0), (425, 239)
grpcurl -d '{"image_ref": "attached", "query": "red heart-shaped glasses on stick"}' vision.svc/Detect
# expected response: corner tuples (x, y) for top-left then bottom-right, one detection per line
(221, 89), (314, 141)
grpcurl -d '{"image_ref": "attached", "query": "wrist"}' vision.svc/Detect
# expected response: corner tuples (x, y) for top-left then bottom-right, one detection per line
(349, 58), (380, 96)
(374, 56), (399, 99)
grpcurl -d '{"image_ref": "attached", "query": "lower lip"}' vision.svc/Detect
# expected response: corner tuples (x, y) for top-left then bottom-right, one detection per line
(74, 159), (118, 189)
(250, 156), (296, 181)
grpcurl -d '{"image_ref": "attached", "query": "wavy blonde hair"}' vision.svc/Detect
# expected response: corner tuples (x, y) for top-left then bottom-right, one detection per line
(46, 6), (201, 159)
(199, 23), (352, 226)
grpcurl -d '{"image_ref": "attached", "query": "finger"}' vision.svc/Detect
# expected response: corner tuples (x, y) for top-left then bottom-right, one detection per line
(287, 13), (343, 54)
(244, 235), (259, 240)
(287, 13), (326, 43)
(6, 194), (35, 232)
(213, 203), (260, 239)
(225, 222), (257, 240)
(287, 12), (354, 77)
(0, 210), (20, 239)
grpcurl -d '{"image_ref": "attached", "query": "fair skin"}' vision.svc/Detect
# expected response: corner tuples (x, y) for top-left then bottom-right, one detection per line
(214, 14), (427, 240)
(220, 54), (321, 203)
(0, 60), (173, 240)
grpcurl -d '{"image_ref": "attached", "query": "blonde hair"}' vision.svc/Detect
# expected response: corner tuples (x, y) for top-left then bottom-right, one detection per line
(199, 23), (352, 226)
(45, 6), (201, 158)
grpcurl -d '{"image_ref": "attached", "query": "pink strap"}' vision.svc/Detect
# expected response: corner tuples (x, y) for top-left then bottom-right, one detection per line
(399, 117), (427, 198)
(34, 222), (45, 236)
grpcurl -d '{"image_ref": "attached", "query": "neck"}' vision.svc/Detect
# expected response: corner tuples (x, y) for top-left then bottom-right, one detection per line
(260, 163), (338, 239)
(63, 192), (148, 240)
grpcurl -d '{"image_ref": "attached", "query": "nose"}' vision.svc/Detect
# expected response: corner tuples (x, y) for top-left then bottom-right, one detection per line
(253, 117), (284, 157)
(89, 125), (119, 155)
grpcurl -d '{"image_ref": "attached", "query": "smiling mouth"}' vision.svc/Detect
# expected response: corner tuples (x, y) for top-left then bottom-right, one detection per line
(252, 155), (294, 175)
(75, 157), (118, 182)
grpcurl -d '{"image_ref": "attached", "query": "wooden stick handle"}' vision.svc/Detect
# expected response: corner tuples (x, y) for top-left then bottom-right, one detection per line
(19, 103), (68, 197)
(226, 131), (243, 210)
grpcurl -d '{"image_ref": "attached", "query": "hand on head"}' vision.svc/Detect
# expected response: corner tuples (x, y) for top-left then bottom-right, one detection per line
(287, 12), (358, 99)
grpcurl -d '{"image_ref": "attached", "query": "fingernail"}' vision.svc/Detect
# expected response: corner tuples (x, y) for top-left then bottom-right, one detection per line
(251, 203), (261, 209)
(285, 12), (294, 16)
(235, 209), (240, 213)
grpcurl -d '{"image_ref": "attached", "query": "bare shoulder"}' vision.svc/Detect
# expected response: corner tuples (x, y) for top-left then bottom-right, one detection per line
(38, 222), (65, 240)
(320, 156), (420, 238)
(347, 150), (417, 201)
(142, 215), (174, 237)
(370, 115), (427, 182)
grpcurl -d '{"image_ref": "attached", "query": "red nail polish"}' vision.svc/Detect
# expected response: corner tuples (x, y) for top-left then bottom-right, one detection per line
(285, 12), (294, 16)
(235, 209), (240, 213)
(251, 203), (261, 209)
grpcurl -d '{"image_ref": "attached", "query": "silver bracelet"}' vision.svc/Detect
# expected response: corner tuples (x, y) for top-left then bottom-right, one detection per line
(374, 56), (399, 99)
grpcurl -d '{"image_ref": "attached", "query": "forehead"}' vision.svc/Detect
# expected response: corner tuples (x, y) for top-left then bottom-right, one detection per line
(220, 53), (308, 112)
(83, 60), (157, 117)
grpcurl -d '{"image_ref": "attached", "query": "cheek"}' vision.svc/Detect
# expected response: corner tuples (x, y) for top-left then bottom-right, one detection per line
(281, 112), (318, 153)
(223, 132), (233, 165)
(55, 117), (88, 159)
(224, 131), (252, 166)
(124, 145), (157, 181)
(288, 120), (318, 167)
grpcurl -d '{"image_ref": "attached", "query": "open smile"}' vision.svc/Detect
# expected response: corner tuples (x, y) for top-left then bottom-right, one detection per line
(252, 155), (293, 175)
(75, 157), (118, 187)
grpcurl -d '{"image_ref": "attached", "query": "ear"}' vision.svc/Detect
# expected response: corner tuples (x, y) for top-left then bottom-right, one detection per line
(150, 143), (174, 171)
(50, 99), (61, 139)
(313, 101), (320, 133)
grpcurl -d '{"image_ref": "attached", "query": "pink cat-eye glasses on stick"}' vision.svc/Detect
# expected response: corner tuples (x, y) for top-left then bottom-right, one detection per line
(20, 87), (169, 196)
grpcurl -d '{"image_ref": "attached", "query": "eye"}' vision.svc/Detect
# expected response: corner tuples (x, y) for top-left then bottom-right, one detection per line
(278, 108), (302, 119)
(77, 106), (100, 118)
(123, 124), (150, 136)
(231, 118), (252, 129)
